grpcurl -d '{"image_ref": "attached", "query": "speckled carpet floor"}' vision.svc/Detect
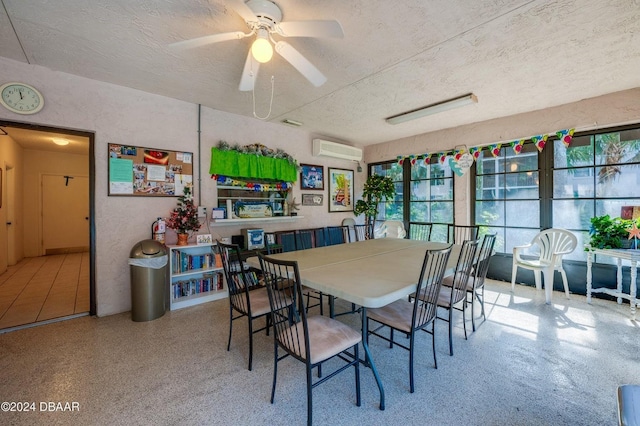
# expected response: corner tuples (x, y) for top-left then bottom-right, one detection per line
(1, 279), (638, 426)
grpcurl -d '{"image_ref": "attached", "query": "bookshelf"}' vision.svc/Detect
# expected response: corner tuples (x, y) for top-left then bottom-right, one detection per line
(168, 242), (227, 310)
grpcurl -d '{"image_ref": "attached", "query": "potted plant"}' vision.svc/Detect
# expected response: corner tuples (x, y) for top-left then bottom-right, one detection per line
(166, 185), (201, 245)
(354, 175), (396, 238)
(588, 214), (636, 249)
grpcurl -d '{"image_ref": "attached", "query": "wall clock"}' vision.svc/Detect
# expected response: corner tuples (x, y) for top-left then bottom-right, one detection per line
(0, 82), (44, 114)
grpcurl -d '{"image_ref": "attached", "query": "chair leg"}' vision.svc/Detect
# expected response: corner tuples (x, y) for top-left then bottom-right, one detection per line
(462, 301), (468, 340)
(560, 269), (571, 299)
(511, 263), (518, 292)
(409, 333), (415, 393)
(431, 321), (438, 369)
(448, 307), (454, 356)
(354, 344), (361, 406)
(247, 316), (254, 371)
(226, 306), (233, 351)
(306, 364), (313, 426)
(389, 328), (394, 349)
(534, 270), (542, 291)
(470, 291), (476, 332)
(270, 344), (278, 404)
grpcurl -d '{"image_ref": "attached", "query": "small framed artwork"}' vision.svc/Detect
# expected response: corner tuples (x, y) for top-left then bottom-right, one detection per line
(302, 194), (323, 206)
(300, 164), (324, 190)
(328, 168), (354, 212)
(196, 234), (213, 244)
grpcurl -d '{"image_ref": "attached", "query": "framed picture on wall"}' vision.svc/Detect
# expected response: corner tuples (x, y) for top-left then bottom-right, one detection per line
(328, 168), (354, 212)
(302, 194), (323, 206)
(300, 164), (324, 190)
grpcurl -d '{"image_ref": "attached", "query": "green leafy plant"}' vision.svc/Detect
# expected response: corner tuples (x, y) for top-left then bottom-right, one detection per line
(588, 214), (636, 249)
(354, 175), (396, 238)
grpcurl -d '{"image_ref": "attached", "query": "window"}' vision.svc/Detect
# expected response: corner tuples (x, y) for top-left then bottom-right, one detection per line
(370, 162), (403, 221)
(474, 143), (540, 254)
(552, 128), (640, 262)
(472, 124), (640, 261)
(370, 158), (455, 241)
(409, 159), (453, 241)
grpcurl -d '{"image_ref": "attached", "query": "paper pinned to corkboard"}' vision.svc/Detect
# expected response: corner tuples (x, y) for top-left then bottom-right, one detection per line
(108, 144), (193, 197)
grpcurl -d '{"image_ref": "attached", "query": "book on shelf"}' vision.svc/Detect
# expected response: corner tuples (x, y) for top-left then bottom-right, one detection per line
(231, 270), (260, 290)
(172, 272), (223, 299)
(172, 249), (216, 274)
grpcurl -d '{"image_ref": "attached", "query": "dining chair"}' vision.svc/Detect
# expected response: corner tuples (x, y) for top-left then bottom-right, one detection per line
(442, 233), (497, 332)
(341, 218), (357, 243)
(353, 224), (370, 241)
(312, 227), (329, 247)
(257, 253), (361, 426)
(295, 229), (326, 314)
(295, 228), (315, 250)
(447, 224), (479, 244)
(617, 384), (640, 426)
(264, 232), (283, 254)
(217, 241), (274, 371)
(273, 230), (299, 252)
(366, 245), (452, 393)
(410, 223), (432, 241)
(374, 220), (407, 238)
(326, 225), (350, 244)
(511, 228), (577, 303)
(432, 239), (479, 356)
(468, 233), (496, 331)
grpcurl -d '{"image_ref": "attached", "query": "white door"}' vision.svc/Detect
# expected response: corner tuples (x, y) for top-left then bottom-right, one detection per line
(42, 174), (89, 251)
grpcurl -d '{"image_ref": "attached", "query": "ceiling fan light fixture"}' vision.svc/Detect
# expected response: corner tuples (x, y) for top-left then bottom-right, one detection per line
(52, 137), (70, 146)
(251, 29), (273, 63)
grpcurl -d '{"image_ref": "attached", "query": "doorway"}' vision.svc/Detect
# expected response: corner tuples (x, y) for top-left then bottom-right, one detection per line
(0, 121), (94, 331)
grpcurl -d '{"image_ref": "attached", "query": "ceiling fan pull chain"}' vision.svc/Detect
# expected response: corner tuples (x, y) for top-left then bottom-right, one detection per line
(252, 75), (275, 120)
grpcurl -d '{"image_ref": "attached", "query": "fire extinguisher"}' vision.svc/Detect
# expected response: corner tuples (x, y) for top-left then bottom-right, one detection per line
(152, 217), (166, 245)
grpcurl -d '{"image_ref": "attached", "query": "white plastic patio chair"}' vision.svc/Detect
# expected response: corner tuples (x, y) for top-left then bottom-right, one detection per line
(374, 220), (407, 239)
(511, 228), (577, 304)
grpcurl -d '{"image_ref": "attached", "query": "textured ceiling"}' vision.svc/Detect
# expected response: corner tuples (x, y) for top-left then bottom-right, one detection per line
(0, 0), (639, 146)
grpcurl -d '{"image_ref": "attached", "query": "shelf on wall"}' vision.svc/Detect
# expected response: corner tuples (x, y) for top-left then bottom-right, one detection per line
(210, 216), (304, 227)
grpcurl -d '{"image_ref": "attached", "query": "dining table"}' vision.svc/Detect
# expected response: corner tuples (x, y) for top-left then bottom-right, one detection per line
(246, 237), (460, 410)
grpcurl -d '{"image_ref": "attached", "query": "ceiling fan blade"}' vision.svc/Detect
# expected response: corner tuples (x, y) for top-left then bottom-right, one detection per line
(230, 0), (259, 24)
(239, 49), (260, 91)
(275, 41), (327, 87)
(277, 20), (344, 38)
(169, 31), (248, 49)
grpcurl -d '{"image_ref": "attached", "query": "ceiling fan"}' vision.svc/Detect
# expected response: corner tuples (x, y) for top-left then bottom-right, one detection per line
(170, 0), (344, 91)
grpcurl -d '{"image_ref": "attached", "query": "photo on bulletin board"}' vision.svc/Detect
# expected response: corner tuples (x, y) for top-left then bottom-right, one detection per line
(108, 144), (193, 196)
(328, 168), (354, 212)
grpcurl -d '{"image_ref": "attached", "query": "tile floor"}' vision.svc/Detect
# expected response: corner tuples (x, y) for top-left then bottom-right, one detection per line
(0, 253), (90, 330)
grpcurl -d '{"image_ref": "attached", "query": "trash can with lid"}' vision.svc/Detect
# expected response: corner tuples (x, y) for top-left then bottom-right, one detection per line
(128, 239), (169, 322)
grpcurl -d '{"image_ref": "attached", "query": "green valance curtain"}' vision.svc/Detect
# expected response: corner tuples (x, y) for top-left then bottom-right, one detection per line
(209, 148), (298, 182)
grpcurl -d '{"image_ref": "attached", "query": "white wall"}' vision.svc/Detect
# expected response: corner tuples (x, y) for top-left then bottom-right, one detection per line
(0, 57), (364, 316)
(0, 134), (24, 269)
(22, 150), (89, 257)
(365, 88), (640, 225)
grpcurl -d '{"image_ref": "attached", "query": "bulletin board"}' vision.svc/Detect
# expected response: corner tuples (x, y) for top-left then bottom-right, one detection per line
(108, 144), (194, 196)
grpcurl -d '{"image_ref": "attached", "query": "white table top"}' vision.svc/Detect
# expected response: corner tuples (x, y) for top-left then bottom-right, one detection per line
(247, 239), (459, 308)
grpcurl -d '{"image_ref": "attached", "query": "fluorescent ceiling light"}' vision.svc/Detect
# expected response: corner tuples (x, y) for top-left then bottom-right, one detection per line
(386, 93), (478, 125)
(282, 119), (302, 127)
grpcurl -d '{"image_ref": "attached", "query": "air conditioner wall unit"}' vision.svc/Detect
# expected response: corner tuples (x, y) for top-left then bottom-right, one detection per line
(312, 139), (363, 162)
